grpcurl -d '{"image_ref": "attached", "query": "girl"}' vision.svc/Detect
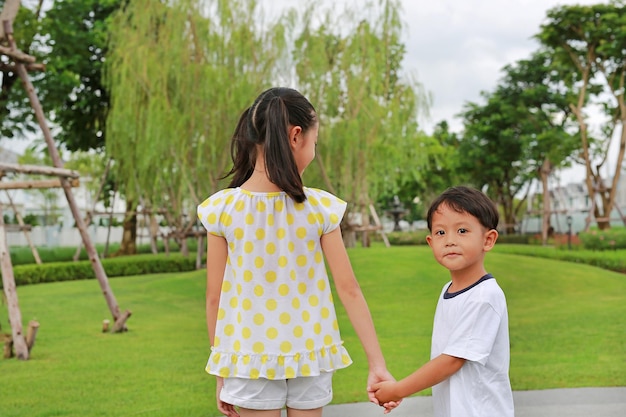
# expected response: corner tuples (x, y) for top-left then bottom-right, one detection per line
(197, 87), (395, 417)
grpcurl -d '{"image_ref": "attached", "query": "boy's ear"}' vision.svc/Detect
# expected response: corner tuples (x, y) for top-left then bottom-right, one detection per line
(483, 229), (498, 252)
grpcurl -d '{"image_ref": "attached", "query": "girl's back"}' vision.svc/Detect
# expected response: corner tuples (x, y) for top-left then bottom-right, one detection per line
(198, 186), (352, 380)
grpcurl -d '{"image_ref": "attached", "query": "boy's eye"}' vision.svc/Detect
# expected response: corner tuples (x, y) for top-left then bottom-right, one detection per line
(435, 230), (445, 236)
(458, 228), (468, 234)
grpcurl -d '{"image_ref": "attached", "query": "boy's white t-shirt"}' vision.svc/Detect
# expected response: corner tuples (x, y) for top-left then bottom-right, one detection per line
(431, 274), (514, 417)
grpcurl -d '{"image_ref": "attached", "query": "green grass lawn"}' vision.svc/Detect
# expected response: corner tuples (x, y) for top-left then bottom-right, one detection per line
(1, 246), (624, 416)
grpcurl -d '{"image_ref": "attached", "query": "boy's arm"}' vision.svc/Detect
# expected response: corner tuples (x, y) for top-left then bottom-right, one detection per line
(371, 354), (466, 403)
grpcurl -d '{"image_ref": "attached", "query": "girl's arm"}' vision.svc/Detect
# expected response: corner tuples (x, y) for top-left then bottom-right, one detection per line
(206, 233), (227, 346)
(372, 354), (466, 403)
(320, 227), (395, 406)
(206, 233), (239, 417)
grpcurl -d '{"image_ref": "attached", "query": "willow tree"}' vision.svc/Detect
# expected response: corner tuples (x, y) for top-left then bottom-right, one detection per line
(291, 0), (431, 242)
(537, 2), (626, 230)
(105, 0), (287, 252)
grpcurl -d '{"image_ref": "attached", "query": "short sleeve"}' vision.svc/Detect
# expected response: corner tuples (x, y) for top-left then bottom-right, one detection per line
(306, 188), (347, 234)
(443, 299), (502, 365)
(197, 189), (231, 237)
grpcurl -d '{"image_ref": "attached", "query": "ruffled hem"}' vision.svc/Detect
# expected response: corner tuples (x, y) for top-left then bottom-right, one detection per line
(205, 343), (353, 379)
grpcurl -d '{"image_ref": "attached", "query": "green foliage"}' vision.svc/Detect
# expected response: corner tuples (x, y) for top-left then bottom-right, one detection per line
(386, 230), (429, 246)
(579, 228), (626, 251)
(0, 2), (44, 139)
(496, 234), (533, 245)
(535, 3), (626, 228)
(494, 244), (626, 274)
(459, 50), (579, 233)
(292, 0), (431, 210)
(105, 0), (281, 232)
(39, 0), (122, 151)
(0, 253), (198, 288)
(9, 240), (198, 265)
(21, 213), (38, 226)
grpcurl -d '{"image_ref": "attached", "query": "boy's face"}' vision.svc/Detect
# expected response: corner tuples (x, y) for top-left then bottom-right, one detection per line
(426, 203), (497, 281)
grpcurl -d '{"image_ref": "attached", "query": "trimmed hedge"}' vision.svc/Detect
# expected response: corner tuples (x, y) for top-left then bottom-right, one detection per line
(9, 240), (199, 266)
(386, 230), (429, 245)
(494, 244), (626, 274)
(496, 234), (533, 244)
(1, 253), (200, 288)
(579, 228), (626, 250)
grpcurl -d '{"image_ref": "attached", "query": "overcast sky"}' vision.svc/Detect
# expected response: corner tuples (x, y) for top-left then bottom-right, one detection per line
(395, 0), (604, 135)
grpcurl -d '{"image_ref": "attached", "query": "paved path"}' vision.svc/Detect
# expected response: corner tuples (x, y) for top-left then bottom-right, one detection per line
(318, 387), (626, 417)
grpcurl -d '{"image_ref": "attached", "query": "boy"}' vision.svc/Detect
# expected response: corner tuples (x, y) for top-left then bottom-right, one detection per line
(370, 186), (514, 416)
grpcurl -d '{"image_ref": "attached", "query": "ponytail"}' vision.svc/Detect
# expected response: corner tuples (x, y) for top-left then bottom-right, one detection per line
(264, 96), (305, 202)
(223, 88), (317, 203)
(223, 108), (256, 187)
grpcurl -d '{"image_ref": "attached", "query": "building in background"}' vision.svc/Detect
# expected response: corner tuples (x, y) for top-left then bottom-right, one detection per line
(1, 145), (127, 247)
(522, 171), (626, 234)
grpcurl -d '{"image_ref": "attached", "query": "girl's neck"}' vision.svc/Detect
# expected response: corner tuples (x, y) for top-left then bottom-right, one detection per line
(241, 161), (282, 193)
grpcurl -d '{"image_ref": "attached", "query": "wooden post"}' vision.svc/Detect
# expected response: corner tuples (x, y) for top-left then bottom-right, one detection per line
(4, 20), (130, 331)
(73, 158), (112, 261)
(0, 204), (29, 359)
(111, 310), (132, 333)
(25, 320), (39, 351)
(4, 190), (41, 264)
(3, 334), (13, 358)
(369, 204), (390, 248)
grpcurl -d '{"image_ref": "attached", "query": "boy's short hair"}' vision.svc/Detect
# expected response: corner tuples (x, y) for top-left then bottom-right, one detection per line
(426, 186), (499, 231)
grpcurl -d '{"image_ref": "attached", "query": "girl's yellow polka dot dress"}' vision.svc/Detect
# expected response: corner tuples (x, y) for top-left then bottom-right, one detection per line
(198, 187), (353, 380)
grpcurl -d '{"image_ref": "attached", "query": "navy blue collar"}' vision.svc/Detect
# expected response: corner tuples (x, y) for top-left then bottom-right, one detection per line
(444, 273), (494, 299)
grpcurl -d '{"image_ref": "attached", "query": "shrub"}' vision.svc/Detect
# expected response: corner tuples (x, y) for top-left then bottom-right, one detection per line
(9, 239), (200, 266)
(579, 227), (626, 251)
(494, 244), (626, 274)
(496, 234), (532, 244)
(386, 230), (429, 246)
(0, 253), (200, 288)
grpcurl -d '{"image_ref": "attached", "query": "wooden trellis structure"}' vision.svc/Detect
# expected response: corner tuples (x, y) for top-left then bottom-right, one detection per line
(0, 0), (130, 360)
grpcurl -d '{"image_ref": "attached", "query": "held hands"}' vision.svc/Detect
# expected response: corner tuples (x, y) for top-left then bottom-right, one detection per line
(216, 376), (240, 417)
(367, 368), (402, 414)
(370, 380), (403, 408)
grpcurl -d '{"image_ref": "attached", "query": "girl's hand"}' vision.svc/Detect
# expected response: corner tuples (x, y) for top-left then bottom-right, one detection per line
(216, 377), (240, 417)
(367, 369), (402, 413)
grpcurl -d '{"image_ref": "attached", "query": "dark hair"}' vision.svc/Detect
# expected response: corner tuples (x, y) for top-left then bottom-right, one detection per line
(426, 186), (499, 231)
(223, 87), (317, 203)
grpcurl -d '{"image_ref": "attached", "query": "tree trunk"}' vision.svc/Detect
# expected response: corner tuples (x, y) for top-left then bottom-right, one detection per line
(540, 158), (552, 246)
(149, 213), (159, 254)
(116, 200), (137, 256)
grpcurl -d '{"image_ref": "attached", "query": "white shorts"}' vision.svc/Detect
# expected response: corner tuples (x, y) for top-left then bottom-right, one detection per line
(220, 372), (334, 410)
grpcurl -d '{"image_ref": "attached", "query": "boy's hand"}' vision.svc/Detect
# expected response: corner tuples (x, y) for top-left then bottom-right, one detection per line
(371, 380), (403, 405)
(367, 369), (402, 414)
